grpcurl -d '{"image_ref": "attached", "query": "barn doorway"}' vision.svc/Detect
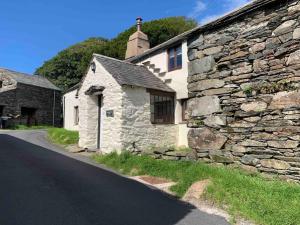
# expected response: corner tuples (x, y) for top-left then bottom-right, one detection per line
(0, 106), (3, 117)
(21, 107), (37, 126)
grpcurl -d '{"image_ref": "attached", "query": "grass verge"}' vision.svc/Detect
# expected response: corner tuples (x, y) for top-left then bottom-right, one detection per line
(13, 125), (53, 130)
(10, 125), (79, 146)
(92, 152), (300, 225)
(47, 128), (79, 145)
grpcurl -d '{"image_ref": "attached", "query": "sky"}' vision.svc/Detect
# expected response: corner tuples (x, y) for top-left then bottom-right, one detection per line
(0, 0), (251, 74)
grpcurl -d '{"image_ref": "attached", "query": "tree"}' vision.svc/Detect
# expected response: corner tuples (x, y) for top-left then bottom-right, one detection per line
(35, 17), (197, 91)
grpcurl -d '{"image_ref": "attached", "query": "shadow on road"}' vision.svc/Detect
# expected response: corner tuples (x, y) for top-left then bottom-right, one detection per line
(0, 133), (228, 225)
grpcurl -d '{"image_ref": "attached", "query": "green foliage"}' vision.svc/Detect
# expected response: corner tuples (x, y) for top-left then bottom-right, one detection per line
(242, 85), (253, 96)
(47, 128), (79, 145)
(243, 80), (299, 96)
(35, 17), (197, 90)
(93, 152), (300, 225)
(35, 38), (108, 91)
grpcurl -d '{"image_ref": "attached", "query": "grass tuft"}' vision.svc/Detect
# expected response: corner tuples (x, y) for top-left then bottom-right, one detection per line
(47, 128), (79, 145)
(92, 152), (300, 225)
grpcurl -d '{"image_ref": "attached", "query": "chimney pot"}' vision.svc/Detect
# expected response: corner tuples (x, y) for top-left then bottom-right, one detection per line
(136, 17), (142, 31)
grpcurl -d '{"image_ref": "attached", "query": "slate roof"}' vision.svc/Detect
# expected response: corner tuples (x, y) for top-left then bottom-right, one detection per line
(0, 68), (60, 91)
(128, 0), (277, 63)
(94, 54), (174, 93)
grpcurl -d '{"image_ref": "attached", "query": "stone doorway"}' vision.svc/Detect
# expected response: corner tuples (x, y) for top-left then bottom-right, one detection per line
(21, 107), (37, 126)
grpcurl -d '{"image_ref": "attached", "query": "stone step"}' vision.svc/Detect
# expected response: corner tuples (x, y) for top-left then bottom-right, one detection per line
(149, 64), (155, 69)
(153, 68), (161, 73)
(164, 79), (172, 84)
(142, 61), (151, 66)
(159, 72), (166, 77)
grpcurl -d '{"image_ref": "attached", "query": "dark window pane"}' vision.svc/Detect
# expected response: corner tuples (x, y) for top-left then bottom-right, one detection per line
(150, 93), (175, 124)
(169, 57), (175, 71)
(176, 54), (182, 68)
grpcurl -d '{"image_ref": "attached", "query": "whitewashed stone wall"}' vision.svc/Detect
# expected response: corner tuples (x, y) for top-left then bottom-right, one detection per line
(78, 59), (123, 152)
(78, 58), (178, 153)
(121, 85), (178, 151)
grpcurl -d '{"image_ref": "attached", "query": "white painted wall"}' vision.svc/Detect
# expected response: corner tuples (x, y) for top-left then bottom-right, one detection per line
(63, 89), (79, 131)
(78, 59), (123, 152)
(138, 40), (189, 100)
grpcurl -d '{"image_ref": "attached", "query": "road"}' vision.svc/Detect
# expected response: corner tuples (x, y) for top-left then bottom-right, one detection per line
(0, 130), (229, 225)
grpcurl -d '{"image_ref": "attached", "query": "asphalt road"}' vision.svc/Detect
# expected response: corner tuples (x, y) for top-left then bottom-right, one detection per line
(0, 131), (229, 225)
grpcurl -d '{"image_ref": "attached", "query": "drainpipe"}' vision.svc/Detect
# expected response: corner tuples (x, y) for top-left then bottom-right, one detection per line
(52, 90), (56, 126)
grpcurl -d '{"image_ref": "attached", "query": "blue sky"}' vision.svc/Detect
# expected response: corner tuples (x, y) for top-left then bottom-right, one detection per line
(0, 0), (250, 74)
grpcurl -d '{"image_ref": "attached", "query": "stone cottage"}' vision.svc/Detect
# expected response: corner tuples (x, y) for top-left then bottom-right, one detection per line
(64, 0), (300, 181)
(64, 17), (190, 152)
(0, 68), (61, 127)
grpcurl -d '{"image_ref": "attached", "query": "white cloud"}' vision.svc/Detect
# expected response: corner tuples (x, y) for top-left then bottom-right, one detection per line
(189, 1), (207, 18)
(195, 0), (251, 24)
(200, 14), (223, 24)
(224, 0), (250, 10)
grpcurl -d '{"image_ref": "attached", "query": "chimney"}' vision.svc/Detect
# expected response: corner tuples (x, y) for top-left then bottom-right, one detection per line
(125, 17), (150, 59)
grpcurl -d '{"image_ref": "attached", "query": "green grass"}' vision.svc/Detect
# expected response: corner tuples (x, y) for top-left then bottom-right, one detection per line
(92, 152), (300, 225)
(10, 125), (79, 146)
(47, 128), (79, 145)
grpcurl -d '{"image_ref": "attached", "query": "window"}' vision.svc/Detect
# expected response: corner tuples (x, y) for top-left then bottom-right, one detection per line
(74, 106), (79, 125)
(150, 90), (175, 124)
(168, 45), (182, 71)
(181, 99), (188, 122)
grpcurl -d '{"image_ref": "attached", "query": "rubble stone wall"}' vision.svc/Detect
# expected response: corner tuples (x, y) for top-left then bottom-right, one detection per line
(0, 83), (61, 127)
(186, 0), (300, 181)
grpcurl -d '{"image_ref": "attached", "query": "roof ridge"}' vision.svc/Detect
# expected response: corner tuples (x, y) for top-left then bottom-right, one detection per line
(93, 53), (146, 68)
(0, 67), (60, 90)
(0, 67), (47, 79)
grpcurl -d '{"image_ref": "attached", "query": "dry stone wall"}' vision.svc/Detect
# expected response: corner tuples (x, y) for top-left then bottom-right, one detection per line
(187, 0), (300, 181)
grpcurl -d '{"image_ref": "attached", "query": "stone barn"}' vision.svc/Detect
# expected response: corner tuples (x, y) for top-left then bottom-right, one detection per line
(0, 68), (61, 127)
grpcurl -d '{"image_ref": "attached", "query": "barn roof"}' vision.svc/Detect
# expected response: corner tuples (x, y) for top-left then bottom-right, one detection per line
(0, 68), (60, 91)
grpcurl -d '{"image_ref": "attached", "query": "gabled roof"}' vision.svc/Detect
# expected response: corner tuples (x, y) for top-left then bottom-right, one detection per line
(65, 83), (80, 94)
(94, 54), (174, 93)
(0, 68), (60, 91)
(128, 0), (277, 63)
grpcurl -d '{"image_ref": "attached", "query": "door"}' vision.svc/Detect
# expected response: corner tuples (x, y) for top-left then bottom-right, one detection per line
(97, 95), (102, 149)
(21, 107), (37, 126)
(0, 106), (3, 117)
